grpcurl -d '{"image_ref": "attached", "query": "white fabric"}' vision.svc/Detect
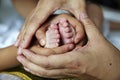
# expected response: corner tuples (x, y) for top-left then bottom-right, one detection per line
(0, 0), (24, 48)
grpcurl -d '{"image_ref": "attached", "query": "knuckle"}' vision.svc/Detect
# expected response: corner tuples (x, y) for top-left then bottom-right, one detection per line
(39, 70), (54, 78)
(45, 49), (54, 55)
(40, 70), (48, 76)
(43, 62), (51, 69)
(27, 53), (34, 60)
(62, 45), (70, 51)
(35, 30), (40, 40)
(84, 19), (95, 26)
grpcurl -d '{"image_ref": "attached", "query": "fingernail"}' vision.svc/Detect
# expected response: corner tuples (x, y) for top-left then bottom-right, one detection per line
(69, 44), (74, 50)
(21, 41), (25, 48)
(22, 49), (29, 55)
(14, 40), (19, 47)
(24, 67), (30, 72)
(17, 47), (22, 55)
(80, 13), (88, 20)
(39, 39), (45, 46)
(17, 56), (22, 62)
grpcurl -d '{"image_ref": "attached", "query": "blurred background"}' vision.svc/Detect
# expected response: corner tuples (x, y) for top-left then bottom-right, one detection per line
(0, 0), (24, 48)
(90, 0), (120, 50)
(0, 0), (120, 49)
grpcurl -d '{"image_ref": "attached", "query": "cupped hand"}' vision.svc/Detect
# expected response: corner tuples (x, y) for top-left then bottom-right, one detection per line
(17, 14), (120, 80)
(35, 14), (85, 46)
(15, 0), (86, 49)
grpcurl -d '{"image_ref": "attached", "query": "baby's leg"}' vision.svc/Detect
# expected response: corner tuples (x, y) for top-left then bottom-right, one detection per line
(45, 24), (60, 48)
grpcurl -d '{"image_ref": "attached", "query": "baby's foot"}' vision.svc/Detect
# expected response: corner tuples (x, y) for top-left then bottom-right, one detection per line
(59, 18), (75, 45)
(45, 24), (60, 48)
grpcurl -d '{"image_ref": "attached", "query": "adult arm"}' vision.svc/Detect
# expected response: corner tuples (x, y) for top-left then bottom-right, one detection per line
(0, 46), (20, 71)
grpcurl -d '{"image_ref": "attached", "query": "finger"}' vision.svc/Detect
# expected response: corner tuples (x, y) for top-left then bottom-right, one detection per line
(35, 24), (48, 46)
(60, 14), (85, 44)
(69, 19), (85, 44)
(30, 44), (74, 56)
(74, 31), (84, 44)
(14, 25), (27, 47)
(74, 0), (86, 20)
(30, 46), (56, 56)
(52, 44), (74, 54)
(17, 55), (78, 78)
(19, 2), (57, 48)
(66, 0), (86, 20)
(80, 13), (102, 40)
(24, 66), (78, 78)
(15, 10), (35, 47)
(22, 49), (76, 69)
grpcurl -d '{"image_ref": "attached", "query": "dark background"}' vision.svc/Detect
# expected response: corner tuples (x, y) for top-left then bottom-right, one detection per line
(88, 0), (120, 10)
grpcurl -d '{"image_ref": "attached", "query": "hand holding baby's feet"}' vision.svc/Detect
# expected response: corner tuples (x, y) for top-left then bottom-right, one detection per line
(36, 14), (85, 49)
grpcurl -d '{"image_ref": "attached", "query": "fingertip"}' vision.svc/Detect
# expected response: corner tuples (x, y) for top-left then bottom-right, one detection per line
(74, 32), (84, 44)
(17, 55), (24, 63)
(14, 39), (20, 47)
(22, 49), (30, 56)
(24, 67), (30, 72)
(79, 13), (88, 21)
(68, 44), (75, 50)
(21, 40), (30, 49)
(17, 56), (21, 63)
(63, 44), (75, 51)
(39, 39), (46, 46)
(17, 47), (23, 55)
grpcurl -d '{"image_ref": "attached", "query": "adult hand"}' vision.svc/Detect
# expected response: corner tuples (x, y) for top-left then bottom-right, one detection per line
(35, 14), (85, 46)
(14, 0), (86, 49)
(17, 14), (120, 80)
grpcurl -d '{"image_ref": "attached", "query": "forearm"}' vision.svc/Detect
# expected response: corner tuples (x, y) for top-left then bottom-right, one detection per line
(12, 0), (38, 18)
(0, 45), (20, 71)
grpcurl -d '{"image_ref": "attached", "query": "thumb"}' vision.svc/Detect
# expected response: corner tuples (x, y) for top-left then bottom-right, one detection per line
(35, 27), (47, 46)
(80, 13), (101, 40)
(72, 0), (86, 20)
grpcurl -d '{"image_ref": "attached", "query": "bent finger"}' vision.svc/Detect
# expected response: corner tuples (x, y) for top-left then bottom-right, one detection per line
(19, 2), (57, 48)
(22, 49), (75, 69)
(66, 0), (86, 20)
(17, 55), (79, 78)
(30, 44), (74, 56)
(80, 13), (102, 40)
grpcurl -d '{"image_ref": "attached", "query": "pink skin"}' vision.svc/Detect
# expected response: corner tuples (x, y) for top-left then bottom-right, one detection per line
(59, 18), (75, 45)
(45, 18), (75, 48)
(45, 24), (60, 48)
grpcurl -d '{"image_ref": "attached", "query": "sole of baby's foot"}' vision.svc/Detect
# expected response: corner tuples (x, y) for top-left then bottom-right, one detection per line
(59, 18), (75, 45)
(45, 24), (60, 48)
